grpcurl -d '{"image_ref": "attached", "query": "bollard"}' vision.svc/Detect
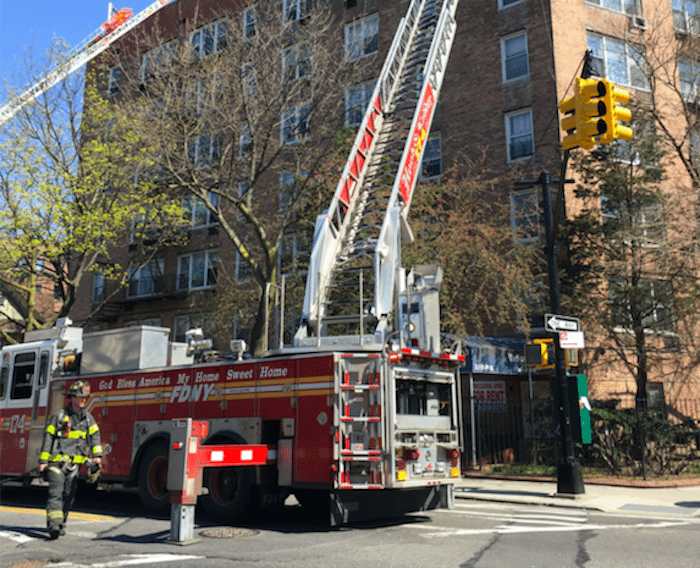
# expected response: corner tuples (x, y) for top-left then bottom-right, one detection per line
(165, 418), (207, 545)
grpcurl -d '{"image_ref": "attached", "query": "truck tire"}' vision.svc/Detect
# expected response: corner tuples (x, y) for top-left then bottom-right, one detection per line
(137, 439), (170, 515)
(200, 435), (254, 522)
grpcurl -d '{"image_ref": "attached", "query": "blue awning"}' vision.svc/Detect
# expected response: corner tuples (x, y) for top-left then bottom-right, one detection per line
(446, 335), (545, 375)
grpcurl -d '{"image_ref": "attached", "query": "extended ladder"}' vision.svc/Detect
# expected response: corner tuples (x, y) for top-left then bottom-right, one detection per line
(0, 0), (174, 127)
(295, 0), (458, 348)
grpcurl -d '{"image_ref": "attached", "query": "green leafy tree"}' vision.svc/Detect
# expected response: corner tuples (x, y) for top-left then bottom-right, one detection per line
(561, 107), (700, 409)
(0, 41), (184, 340)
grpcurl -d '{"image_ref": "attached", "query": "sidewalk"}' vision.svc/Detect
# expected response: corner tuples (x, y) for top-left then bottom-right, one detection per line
(454, 474), (700, 517)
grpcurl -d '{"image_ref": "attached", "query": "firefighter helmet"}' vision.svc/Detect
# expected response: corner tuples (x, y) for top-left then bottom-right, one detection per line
(67, 380), (91, 398)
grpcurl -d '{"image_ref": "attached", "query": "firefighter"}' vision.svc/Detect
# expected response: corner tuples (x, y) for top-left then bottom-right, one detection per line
(38, 380), (103, 540)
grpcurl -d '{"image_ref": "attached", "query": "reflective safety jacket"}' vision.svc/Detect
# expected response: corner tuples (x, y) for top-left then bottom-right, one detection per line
(39, 406), (103, 465)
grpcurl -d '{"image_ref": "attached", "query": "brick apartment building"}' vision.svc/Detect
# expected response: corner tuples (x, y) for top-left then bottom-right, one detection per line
(68, 0), (700, 422)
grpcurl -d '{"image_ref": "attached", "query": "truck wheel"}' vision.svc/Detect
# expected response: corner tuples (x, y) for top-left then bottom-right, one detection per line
(201, 465), (254, 523)
(200, 434), (255, 522)
(137, 439), (170, 515)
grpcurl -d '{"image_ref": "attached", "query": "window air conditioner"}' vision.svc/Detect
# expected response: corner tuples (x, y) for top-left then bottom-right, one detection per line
(630, 15), (647, 31)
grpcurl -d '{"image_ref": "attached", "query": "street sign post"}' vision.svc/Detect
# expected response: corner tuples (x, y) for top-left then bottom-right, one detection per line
(545, 313), (580, 333)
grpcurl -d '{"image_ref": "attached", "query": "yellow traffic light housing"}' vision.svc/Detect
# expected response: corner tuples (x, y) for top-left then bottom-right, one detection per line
(577, 78), (608, 149)
(559, 78), (608, 151)
(600, 81), (633, 144)
(524, 338), (555, 370)
(559, 93), (579, 150)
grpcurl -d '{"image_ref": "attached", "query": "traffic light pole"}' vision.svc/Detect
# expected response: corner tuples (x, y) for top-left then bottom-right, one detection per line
(540, 171), (585, 495)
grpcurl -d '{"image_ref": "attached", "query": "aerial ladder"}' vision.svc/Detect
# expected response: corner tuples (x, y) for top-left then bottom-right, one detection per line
(294, 0), (459, 352)
(0, 0), (175, 127)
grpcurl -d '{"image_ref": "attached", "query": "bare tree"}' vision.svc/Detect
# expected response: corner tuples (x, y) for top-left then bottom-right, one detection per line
(403, 159), (543, 338)
(109, 1), (363, 353)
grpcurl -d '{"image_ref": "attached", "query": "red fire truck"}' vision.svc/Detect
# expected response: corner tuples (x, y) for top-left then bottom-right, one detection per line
(0, 0), (462, 525)
(0, 320), (462, 524)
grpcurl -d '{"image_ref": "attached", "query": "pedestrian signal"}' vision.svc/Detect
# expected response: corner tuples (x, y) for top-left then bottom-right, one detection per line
(524, 338), (555, 370)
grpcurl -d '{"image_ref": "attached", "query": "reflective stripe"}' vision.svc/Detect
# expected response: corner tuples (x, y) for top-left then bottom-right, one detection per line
(66, 430), (86, 439)
(45, 425), (56, 435)
(92, 445), (103, 455)
(88, 424), (100, 435)
(39, 452), (51, 461)
(48, 510), (63, 519)
(49, 454), (88, 464)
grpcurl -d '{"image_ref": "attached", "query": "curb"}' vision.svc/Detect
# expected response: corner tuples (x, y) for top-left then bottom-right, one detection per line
(461, 472), (700, 489)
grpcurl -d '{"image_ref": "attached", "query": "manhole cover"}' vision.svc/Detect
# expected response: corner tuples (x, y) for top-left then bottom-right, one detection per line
(199, 527), (260, 539)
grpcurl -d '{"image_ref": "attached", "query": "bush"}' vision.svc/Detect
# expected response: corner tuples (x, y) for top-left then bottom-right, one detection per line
(589, 400), (699, 476)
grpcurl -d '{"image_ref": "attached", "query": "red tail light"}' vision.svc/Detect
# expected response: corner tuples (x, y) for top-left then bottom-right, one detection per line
(404, 449), (421, 461)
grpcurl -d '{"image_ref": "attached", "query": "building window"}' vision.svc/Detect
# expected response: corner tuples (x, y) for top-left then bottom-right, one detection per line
(243, 7), (257, 38)
(242, 63), (257, 96)
(505, 109), (534, 162)
(345, 14), (379, 61)
(107, 66), (121, 95)
(501, 32), (529, 82)
(182, 193), (219, 228)
(585, 0), (639, 14)
(679, 60), (700, 101)
(239, 126), (253, 157)
(141, 40), (176, 82)
(173, 314), (212, 343)
(279, 233), (310, 276)
(236, 251), (252, 282)
(587, 33), (647, 90)
(499, 0), (524, 8)
(601, 196), (665, 245)
(510, 188), (540, 243)
(345, 80), (375, 127)
(128, 260), (165, 298)
(610, 279), (675, 333)
(188, 134), (221, 168)
(177, 251), (218, 291)
(647, 383), (666, 414)
(283, 0), (311, 24)
(190, 19), (228, 58)
(281, 104), (310, 144)
(279, 172), (296, 211)
(421, 134), (442, 179)
(91, 271), (105, 305)
(673, 0), (700, 34)
(282, 43), (312, 82)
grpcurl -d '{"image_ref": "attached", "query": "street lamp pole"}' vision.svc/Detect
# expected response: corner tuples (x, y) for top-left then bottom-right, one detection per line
(539, 170), (585, 495)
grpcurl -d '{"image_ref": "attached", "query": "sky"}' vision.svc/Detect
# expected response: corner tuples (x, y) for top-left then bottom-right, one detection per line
(0, 1), (156, 84)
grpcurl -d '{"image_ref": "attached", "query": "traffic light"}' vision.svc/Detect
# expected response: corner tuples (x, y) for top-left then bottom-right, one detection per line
(559, 93), (579, 150)
(524, 338), (555, 370)
(577, 78), (608, 149)
(558, 78), (608, 150)
(599, 80), (633, 145)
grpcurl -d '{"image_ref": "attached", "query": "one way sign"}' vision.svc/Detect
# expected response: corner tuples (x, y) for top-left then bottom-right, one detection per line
(545, 313), (580, 333)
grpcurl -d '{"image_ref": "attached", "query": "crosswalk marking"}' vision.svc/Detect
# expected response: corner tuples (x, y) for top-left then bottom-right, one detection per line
(50, 553), (204, 568)
(410, 502), (695, 538)
(0, 529), (33, 544)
